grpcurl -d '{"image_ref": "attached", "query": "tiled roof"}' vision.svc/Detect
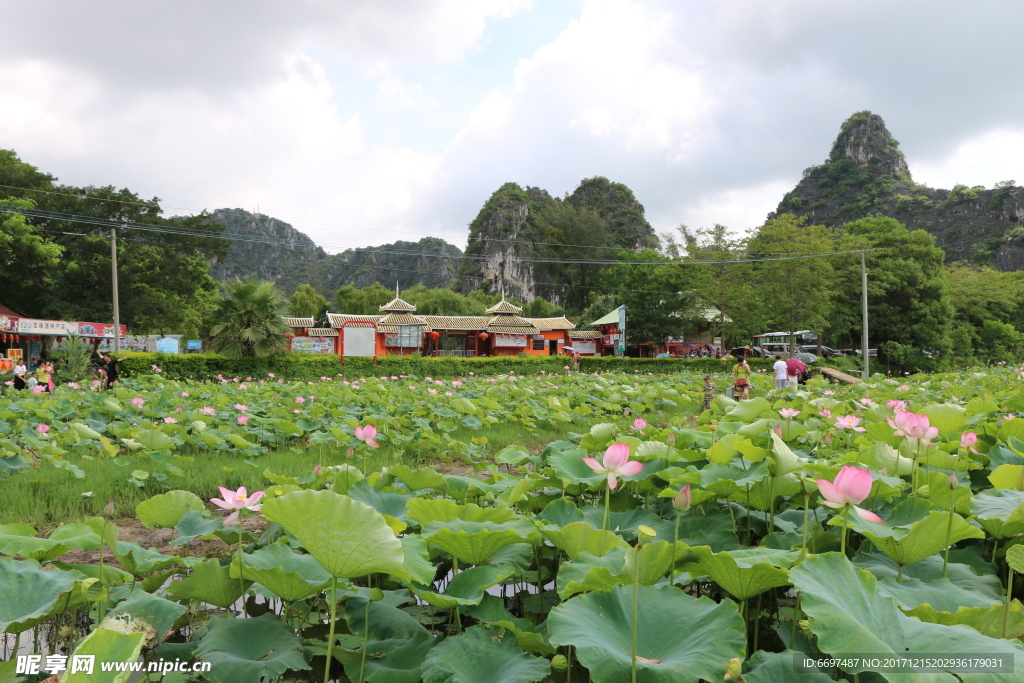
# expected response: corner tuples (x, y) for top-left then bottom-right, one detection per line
(569, 330), (604, 339)
(379, 312), (427, 327)
(484, 298), (523, 314)
(327, 313), (381, 327)
(420, 316), (491, 330)
(528, 316), (575, 331)
(378, 297), (417, 312)
(0, 303), (24, 318)
(281, 316), (315, 327)
(306, 328), (338, 336)
(488, 325), (540, 334)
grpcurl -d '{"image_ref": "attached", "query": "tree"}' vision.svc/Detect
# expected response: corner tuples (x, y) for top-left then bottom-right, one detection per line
(288, 284), (329, 319)
(0, 198), (63, 313)
(534, 204), (615, 313)
(208, 279), (289, 358)
(522, 296), (564, 318)
(747, 215), (836, 354)
(601, 249), (690, 345)
(837, 217), (952, 352)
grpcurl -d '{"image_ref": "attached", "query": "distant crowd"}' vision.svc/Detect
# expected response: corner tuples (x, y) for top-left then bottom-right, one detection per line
(6, 352), (122, 393)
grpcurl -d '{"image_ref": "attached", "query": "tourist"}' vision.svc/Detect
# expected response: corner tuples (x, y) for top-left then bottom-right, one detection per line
(98, 352), (122, 389)
(26, 372), (39, 390)
(702, 374), (716, 411)
(12, 365), (27, 391)
(732, 357), (751, 400)
(13, 359), (26, 378)
(773, 355), (788, 392)
(37, 362), (52, 393)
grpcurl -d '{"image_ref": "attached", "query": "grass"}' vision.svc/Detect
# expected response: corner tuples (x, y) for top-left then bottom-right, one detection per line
(0, 402), (700, 528)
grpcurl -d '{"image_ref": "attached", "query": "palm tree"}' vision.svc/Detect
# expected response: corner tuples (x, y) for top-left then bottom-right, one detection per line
(208, 279), (289, 357)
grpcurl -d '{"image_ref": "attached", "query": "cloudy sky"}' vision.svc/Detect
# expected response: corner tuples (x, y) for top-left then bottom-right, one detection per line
(3, 0), (1023, 251)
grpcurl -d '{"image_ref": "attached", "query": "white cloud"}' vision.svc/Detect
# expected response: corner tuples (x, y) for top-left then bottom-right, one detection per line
(909, 129), (1024, 191)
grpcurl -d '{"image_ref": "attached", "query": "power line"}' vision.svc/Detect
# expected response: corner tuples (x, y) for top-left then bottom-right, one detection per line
(0, 204), (879, 266)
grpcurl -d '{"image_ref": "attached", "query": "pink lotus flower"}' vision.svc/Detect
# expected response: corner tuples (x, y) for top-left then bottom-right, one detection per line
(814, 466), (883, 523)
(886, 400), (907, 411)
(32, 385), (45, 394)
(37, 424), (50, 435)
(268, 373), (275, 377)
(887, 411), (938, 442)
(779, 408), (800, 418)
(583, 442), (643, 490)
(960, 431), (978, 454)
(163, 417), (178, 424)
(819, 408), (832, 418)
(210, 486), (264, 527)
(860, 398), (877, 407)
(427, 388), (438, 394)
(673, 484), (691, 511)
(452, 380), (463, 387)
(445, 391), (453, 396)
(131, 397), (145, 407)
(632, 418), (647, 432)
(295, 396), (305, 404)
(237, 415), (249, 425)
(234, 404), (248, 411)
(201, 406), (217, 415)
(181, 392), (190, 397)
(824, 390), (835, 396)
(355, 424), (379, 448)
(898, 385), (910, 391)
(834, 415), (867, 432)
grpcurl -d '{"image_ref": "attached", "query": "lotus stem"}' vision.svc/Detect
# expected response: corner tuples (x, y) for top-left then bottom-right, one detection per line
(1003, 564), (1014, 639)
(993, 538), (1000, 564)
(942, 491), (956, 579)
(897, 564), (904, 584)
(323, 577), (338, 683)
(767, 476), (776, 534)
(358, 590), (371, 683)
(452, 558), (462, 633)
(566, 645), (573, 682)
(602, 485), (611, 532)
(631, 551), (640, 683)
(840, 523), (848, 557)
(670, 512), (681, 587)
(753, 593), (762, 652)
(726, 499), (737, 536)
(799, 493), (811, 562)
(790, 592), (801, 646)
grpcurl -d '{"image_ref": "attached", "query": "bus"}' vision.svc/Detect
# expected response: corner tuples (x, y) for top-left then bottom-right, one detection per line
(752, 331), (817, 356)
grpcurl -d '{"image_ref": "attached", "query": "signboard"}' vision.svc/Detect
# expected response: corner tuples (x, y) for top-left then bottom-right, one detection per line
(0, 359), (12, 372)
(156, 338), (179, 354)
(292, 337), (335, 354)
(77, 323), (127, 338)
(343, 328), (376, 357)
(18, 319), (79, 335)
(187, 340), (203, 350)
(0, 315), (16, 332)
(384, 326), (422, 348)
(7, 349), (23, 359)
(617, 306), (626, 352)
(575, 340), (597, 355)
(493, 334), (527, 347)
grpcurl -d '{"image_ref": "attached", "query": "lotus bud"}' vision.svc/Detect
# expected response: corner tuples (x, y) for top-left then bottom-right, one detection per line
(667, 432), (676, 444)
(637, 525), (656, 546)
(550, 655), (568, 672)
(709, 425), (718, 432)
(773, 423), (783, 438)
(313, 462), (323, 477)
(346, 447), (354, 458)
(723, 657), (743, 680)
(948, 471), (958, 489)
(673, 484), (692, 512)
(103, 500), (116, 518)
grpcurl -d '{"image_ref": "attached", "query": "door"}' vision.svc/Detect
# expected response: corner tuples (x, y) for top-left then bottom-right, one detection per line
(548, 340), (559, 355)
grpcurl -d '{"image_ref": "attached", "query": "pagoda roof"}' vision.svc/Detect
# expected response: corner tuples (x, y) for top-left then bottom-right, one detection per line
(530, 316), (575, 331)
(281, 316), (315, 328)
(379, 296), (417, 312)
(484, 298), (523, 314)
(379, 312), (427, 327)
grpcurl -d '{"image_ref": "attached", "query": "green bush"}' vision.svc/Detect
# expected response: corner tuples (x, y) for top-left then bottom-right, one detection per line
(119, 352), (776, 380)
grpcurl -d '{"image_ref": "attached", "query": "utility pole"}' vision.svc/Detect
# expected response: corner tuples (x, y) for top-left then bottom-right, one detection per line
(111, 227), (121, 353)
(861, 251), (869, 379)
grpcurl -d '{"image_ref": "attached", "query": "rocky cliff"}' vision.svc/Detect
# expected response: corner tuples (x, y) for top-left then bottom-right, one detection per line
(207, 209), (463, 296)
(458, 177), (657, 302)
(772, 111), (1024, 269)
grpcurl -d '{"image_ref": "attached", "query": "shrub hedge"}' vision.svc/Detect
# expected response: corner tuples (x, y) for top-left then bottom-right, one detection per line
(118, 352), (778, 380)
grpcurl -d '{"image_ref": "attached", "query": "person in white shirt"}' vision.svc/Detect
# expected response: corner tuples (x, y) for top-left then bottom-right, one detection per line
(14, 362), (27, 377)
(773, 356), (788, 391)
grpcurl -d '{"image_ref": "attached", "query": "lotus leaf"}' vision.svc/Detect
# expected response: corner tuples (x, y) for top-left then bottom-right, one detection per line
(63, 626), (147, 683)
(167, 557), (250, 608)
(421, 625), (550, 683)
(859, 510), (985, 569)
(192, 614), (310, 683)
(135, 490), (204, 530)
(229, 542), (333, 602)
(112, 589), (187, 641)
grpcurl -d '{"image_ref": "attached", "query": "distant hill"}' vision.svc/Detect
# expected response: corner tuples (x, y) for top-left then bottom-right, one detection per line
(457, 177), (658, 304)
(772, 111), (1024, 269)
(207, 209), (464, 296)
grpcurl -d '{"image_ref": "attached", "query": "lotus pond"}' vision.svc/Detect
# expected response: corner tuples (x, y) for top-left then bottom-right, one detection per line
(2, 367), (1024, 682)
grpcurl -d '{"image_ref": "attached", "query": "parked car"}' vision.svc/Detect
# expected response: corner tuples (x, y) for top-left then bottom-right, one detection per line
(800, 345), (841, 357)
(853, 349), (878, 357)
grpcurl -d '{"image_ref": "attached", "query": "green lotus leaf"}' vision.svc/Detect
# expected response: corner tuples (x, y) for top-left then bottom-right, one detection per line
(51, 562), (133, 586)
(791, 553), (1024, 681)
(547, 447), (609, 486)
(401, 534), (437, 586)
(989, 464), (1024, 491)
(859, 441), (915, 476)
(343, 594), (440, 682)
(706, 432), (749, 465)
(192, 614), (310, 683)
(1008, 545), (1024, 573)
(346, 479), (410, 523)
(407, 498), (517, 525)
(0, 522), (99, 562)
(170, 509), (222, 545)
(904, 601), (1024, 639)
(462, 595), (554, 655)
(876, 577), (999, 612)
(135, 490), (205, 530)
(423, 519), (539, 566)
(548, 584), (745, 682)
(859, 510), (985, 569)
(229, 542), (333, 602)
(166, 558), (250, 608)
(111, 543), (180, 578)
(700, 461), (771, 497)
(63, 627), (147, 683)
(743, 650), (834, 682)
(542, 521), (629, 560)
(136, 429), (175, 451)
(391, 464), (447, 490)
(694, 548), (792, 600)
(855, 551), (1005, 601)
(972, 490), (1024, 538)
(767, 431), (802, 477)
(729, 473), (802, 511)
(557, 549), (628, 598)
(422, 625), (550, 683)
(921, 403), (967, 436)
(538, 498), (586, 528)
(620, 541), (698, 586)
(0, 558), (85, 632)
(261, 489), (406, 579)
(112, 589), (187, 642)
(69, 422), (104, 440)
(409, 564), (514, 608)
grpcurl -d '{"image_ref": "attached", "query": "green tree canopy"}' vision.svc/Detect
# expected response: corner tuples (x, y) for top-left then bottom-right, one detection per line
(287, 284), (329, 319)
(601, 249), (690, 345)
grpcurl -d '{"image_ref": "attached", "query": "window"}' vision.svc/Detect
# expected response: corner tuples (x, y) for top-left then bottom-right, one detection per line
(532, 339), (545, 351)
